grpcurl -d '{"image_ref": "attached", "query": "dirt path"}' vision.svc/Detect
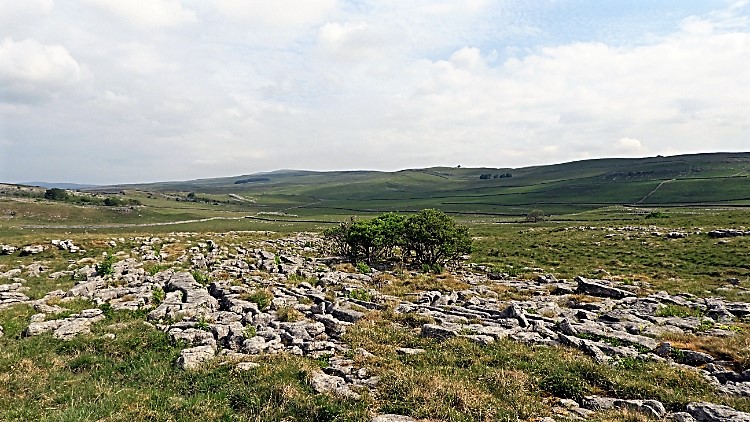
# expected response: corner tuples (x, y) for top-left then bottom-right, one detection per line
(636, 179), (675, 204)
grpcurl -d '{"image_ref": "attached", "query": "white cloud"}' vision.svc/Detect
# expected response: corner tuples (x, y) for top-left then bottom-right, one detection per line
(417, 0), (490, 15)
(0, 0), (54, 17)
(449, 47), (486, 70)
(215, 0), (336, 27)
(81, 0), (198, 28)
(615, 138), (647, 154)
(2, 1), (750, 183)
(317, 22), (394, 61)
(116, 43), (177, 75)
(0, 38), (85, 102)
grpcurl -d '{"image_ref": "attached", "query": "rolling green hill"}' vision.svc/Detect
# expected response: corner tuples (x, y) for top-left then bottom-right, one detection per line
(3, 152), (748, 233)
(102, 152), (750, 218)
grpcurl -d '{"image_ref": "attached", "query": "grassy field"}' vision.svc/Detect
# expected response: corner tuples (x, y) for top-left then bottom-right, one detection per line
(1, 153), (750, 421)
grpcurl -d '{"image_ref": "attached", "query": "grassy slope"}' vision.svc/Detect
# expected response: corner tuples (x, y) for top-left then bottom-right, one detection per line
(114, 152), (750, 218)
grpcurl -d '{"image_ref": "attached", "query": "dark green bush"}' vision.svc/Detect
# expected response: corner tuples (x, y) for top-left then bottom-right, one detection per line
(325, 209), (471, 267)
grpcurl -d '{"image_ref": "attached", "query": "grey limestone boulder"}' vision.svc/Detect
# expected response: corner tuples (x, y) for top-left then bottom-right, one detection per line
(310, 371), (360, 399)
(169, 327), (217, 348)
(24, 319), (64, 336)
(0, 245), (17, 255)
(331, 306), (364, 323)
(371, 415), (416, 422)
(575, 277), (636, 299)
(686, 402), (750, 421)
(421, 323), (457, 340)
(582, 396), (666, 419)
(177, 345), (216, 370)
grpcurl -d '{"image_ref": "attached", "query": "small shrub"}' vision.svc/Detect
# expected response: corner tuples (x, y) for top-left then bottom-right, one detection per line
(356, 262), (371, 274)
(697, 319), (715, 332)
(348, 289), (372, 302)
(276, 306), (303, 323)
(244, 289), (273, 310)
(44, 188), (69, 201)
(99, 302), (114, 319)
(243, 325), (257, 338)
(192, 270), (210, 285)
(152, 286), (165, 305)
(146, 264), (170, 276)
(97, 255), (116, 276)
(196, 315), (211, 331)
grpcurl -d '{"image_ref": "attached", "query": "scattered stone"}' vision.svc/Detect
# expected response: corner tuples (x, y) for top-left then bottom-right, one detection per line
(331, 306), (364, 323)
(310, 371), (360, 399)
(0, 245), (17, 255)
(421, 323), (458, 340)
(51, 239), (81, 253)
(673, 349), (714, 366)
(396, 347), (426, 355)
(371, 415), (416, 422)
(502, 303), (529, 328)
(670, 412), (698, 422)
(20, 245), (45, 256)
(581, 396), (666, 419)
(575, 277), (637, 299)
(686, 402), (750, 421)
(236, 361), (260, 371)
(7, 232), (750, 414)
(177, 345), (216, 370)
(708, 229), (749, 238)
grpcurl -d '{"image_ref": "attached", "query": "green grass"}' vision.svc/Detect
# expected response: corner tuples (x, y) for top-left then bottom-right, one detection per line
(343, 312), (750, 421)
(467, 208), (750, 300)
(0, 308), (369, 421)
(2, 153), (750, 421)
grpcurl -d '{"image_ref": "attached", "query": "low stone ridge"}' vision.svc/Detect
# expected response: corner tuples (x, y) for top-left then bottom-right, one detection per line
(3, 232), (750, 420)
(581, 396), (666, 419)
(24, 308), (105, 340)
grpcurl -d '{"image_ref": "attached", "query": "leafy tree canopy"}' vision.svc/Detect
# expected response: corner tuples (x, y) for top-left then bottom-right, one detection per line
(324, 209), (471, 268)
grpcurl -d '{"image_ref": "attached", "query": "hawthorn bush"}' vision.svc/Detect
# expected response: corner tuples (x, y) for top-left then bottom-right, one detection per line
(324, 209), (471, 268)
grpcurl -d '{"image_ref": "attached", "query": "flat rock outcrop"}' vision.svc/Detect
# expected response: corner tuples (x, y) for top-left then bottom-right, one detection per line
(4, 232), (749, 420)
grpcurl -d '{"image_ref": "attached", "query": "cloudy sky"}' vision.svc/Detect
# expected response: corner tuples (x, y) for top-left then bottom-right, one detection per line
(1, 0), (749, 184)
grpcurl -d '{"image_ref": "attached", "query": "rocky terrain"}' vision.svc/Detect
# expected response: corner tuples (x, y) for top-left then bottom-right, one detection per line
(1, 233), (749, 421)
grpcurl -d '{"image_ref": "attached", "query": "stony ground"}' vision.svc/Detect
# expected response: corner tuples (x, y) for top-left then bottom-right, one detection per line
(1, 232), (749, 421)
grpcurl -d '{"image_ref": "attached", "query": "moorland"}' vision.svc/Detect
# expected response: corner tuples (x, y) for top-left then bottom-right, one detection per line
(1, 152), (750, 421)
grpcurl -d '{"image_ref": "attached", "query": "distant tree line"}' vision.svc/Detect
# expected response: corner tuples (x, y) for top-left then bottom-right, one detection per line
(324, 209), (472, 270)
(44, 188), (140, 206)
(479, 173), (512, 180)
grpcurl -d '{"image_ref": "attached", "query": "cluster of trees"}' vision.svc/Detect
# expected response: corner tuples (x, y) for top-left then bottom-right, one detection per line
(44, 188), (69, 201)
(526, 209), (545, 222)
(324, 209), (472, 268)
(479, 172), (513, 180)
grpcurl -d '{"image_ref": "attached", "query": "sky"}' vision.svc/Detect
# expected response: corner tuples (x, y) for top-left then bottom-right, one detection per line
(1, 0), (749, 184)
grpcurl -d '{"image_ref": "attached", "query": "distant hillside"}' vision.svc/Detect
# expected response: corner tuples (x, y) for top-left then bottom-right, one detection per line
(22, 182), (99, 190)
(96, 152), (750, 217)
